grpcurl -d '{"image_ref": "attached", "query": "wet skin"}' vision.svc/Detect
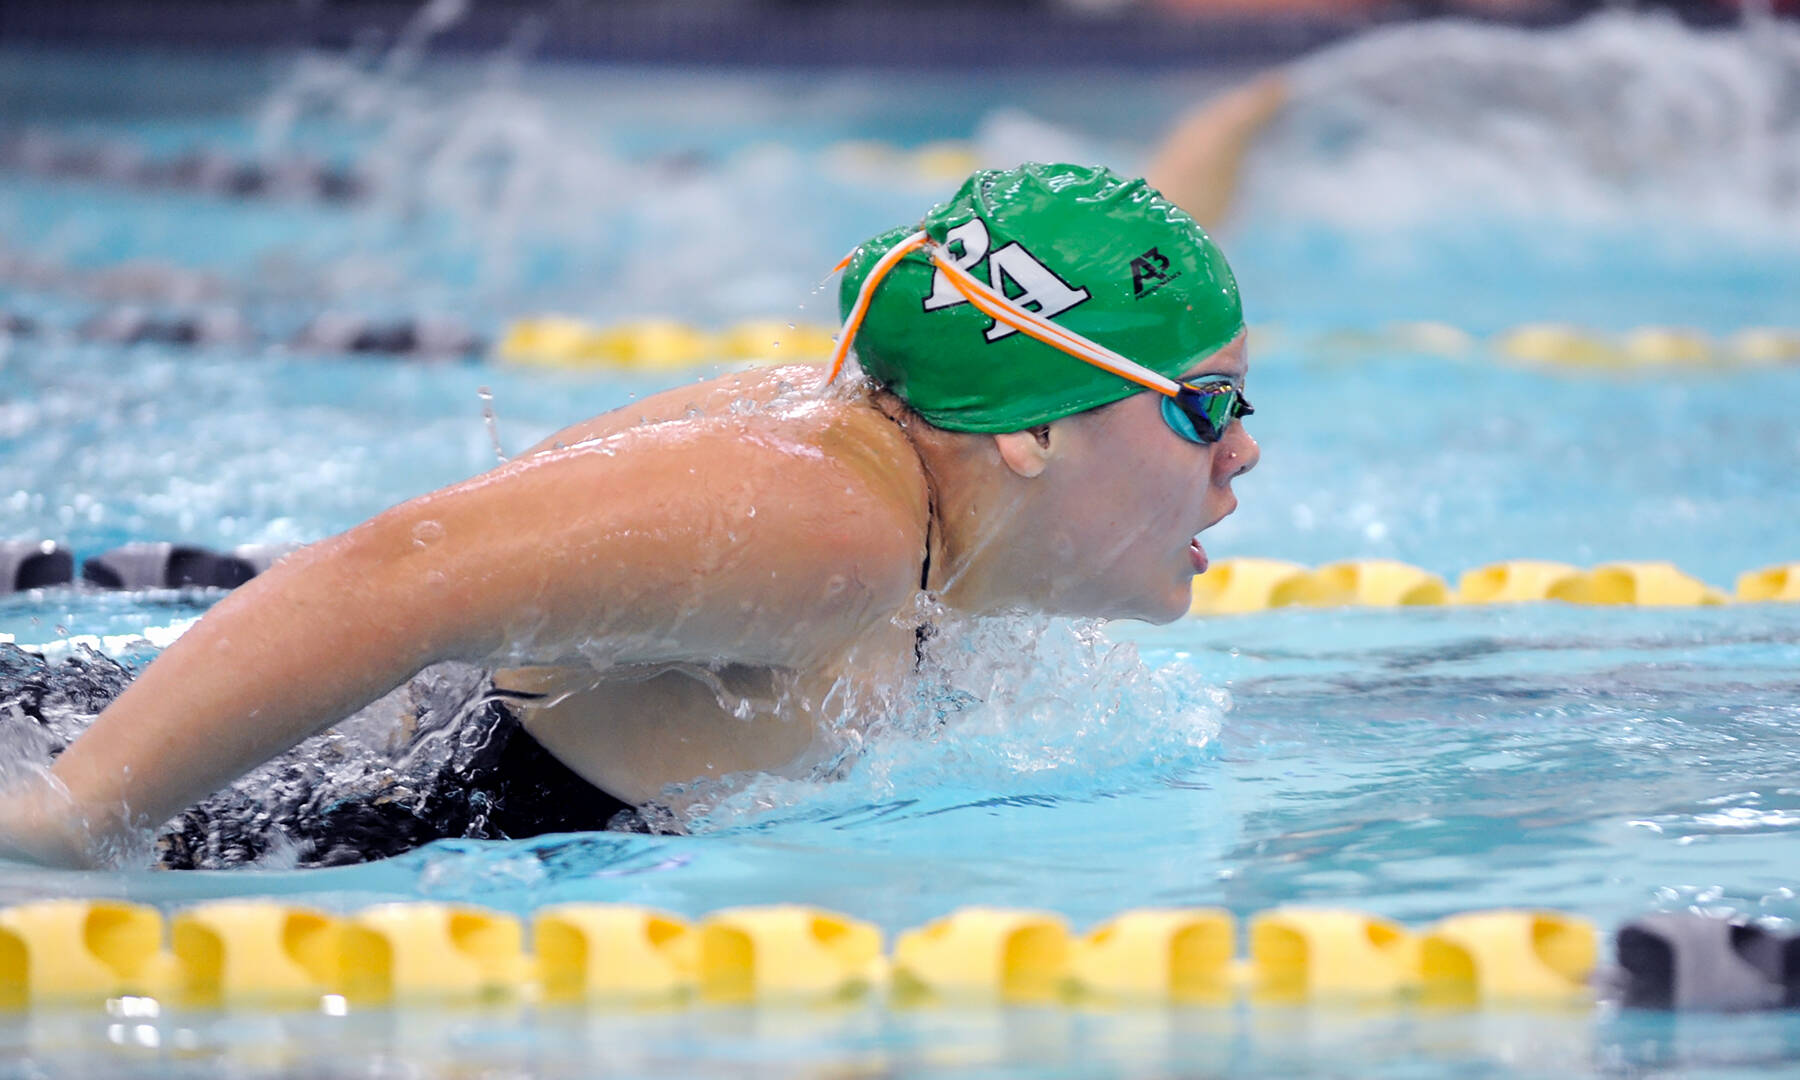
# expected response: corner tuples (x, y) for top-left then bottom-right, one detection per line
(4, 337), (1255, 862)
(504, 335), (1258, 806)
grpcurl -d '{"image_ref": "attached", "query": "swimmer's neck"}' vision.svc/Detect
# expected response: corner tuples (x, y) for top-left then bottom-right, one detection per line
(870, 389), (1061, 619)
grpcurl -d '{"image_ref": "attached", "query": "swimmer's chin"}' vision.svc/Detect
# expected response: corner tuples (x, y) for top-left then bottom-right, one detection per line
(1109, 586), (1195, 627)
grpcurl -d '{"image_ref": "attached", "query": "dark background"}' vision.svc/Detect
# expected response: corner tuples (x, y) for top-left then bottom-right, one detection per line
(0, 0), (1760, 69)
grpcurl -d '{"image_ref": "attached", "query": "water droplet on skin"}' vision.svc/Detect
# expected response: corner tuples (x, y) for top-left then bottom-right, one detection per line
(412, 521), (445, 548)
(425, 570), (447, 586)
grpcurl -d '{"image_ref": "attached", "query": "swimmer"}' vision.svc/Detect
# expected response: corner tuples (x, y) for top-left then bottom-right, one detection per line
(0, 163), (1258, 868)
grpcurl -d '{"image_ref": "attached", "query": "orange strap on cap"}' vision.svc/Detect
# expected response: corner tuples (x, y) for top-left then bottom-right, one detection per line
(828, 234), (1182, 400)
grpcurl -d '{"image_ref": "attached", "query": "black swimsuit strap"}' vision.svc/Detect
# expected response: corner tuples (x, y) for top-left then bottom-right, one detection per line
(878, 401), (938, 671)
(913, 508), (934, 668)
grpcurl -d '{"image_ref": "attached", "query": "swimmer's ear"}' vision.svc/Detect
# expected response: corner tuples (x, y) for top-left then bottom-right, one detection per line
(993, 426), (1053, 479)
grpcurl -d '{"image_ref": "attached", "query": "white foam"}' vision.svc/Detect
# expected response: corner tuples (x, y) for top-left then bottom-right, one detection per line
(14, 617), (197, 661)
(1245, 11), (1800, 237)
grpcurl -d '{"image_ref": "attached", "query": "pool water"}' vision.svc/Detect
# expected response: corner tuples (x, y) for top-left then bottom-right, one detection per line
(4, 11), (1800, 1077)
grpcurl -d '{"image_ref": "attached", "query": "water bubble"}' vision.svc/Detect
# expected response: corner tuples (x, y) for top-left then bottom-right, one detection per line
(478, 386), (506, 464)
(411, 520), (446, 548)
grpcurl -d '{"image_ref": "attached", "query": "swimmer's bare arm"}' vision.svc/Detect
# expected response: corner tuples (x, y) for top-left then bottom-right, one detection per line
(1146, 73), (1288, 231)
(4, 423), (924, 866)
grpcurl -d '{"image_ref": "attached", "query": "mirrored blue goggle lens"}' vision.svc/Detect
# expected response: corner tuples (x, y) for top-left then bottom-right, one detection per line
(1160, 393), (1205, 443)
(1162, 384), (1250, 445)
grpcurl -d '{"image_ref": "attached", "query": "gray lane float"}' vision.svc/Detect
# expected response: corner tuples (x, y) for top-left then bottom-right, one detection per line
(1616, 914), (1800, 1011)
(81, 543), (259, 591)
(0, 540), (74, 593)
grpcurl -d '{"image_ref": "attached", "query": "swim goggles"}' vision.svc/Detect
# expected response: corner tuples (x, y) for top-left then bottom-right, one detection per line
(829, 230), (1252, 446)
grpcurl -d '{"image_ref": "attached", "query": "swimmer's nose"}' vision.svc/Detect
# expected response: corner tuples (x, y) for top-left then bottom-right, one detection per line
(1215, 426), (1258, 484)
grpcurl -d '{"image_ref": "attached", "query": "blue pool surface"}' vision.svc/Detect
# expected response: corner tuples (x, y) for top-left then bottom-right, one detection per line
(4, 13), (1800, 1077)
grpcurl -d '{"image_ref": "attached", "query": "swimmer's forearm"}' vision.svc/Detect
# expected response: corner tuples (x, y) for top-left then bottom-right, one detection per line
(46, 457), (629, 841)
(47, 530), (460, 844)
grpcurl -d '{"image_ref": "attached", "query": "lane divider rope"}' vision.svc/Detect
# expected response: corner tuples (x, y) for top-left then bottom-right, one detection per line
(0, 134), (985, 210)
(492, 317), (1800, 371)
(6, 305), (1799, 369)
(1188, 558), (1800, 614)
(0, 901), (1792, 1011)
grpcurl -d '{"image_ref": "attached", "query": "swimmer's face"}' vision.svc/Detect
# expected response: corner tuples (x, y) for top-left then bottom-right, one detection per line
(1042, 331), (1258, 623)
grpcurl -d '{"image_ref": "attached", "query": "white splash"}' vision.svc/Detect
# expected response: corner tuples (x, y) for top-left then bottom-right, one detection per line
(1245, 11), (1800, 236)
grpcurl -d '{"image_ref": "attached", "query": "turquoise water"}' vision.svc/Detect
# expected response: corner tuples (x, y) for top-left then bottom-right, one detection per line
(5, 14), (1800, 1077)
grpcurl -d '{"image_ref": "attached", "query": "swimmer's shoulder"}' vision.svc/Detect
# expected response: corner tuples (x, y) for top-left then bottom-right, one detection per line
(520, 366), (930, 618)
(521, 365), (834, 455)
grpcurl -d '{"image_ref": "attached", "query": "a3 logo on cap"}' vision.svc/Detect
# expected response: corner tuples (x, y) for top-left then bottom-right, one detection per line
(1129, 247), (1181, 299)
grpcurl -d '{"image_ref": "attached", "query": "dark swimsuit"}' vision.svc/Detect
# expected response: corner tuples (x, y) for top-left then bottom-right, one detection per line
(158, 689), (642, 869)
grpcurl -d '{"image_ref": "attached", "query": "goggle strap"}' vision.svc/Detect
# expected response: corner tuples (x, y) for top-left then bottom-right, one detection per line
(827, 235), (1185, 402)
(828, 231), (930, 382)
(927, 252), (1181, 398)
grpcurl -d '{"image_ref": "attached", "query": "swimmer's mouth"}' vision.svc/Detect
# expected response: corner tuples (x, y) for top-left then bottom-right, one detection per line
(1188, 499), (1239, 574)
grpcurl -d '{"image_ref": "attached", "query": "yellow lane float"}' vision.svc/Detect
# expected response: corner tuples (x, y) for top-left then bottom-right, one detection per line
(1622, 327), (1713, 365)
(1546, 562), (1729, 606)
(1188, 558), (1327, 615)
(494, 316), (610, 368)
(1249, 908), (1419, 1003)
(697, 906), (883, 1002)
(1495, 324), (1624, 368)
(1729, 328), (1800, 364)
(893, 908), (1071, 1002)
(0, 924), (19, 1009)
(0, 900), (164, 1004)
(1419, 910), (1596, 1006)
(717, 320), (835, 363)
(1068, 908), (1235, 1002)
(498, 316), (840, 369)
(1456, 560), (1583, 604)
(1738, 562), (1800, 603)
(1185, 558), (1772, 614)
(596, 320), (718, 371)
(496, 317), (713, 369)
(534, 904), (696, 1003)
(909, 141), (981, 183)
(1310, 560), (1451, 607)
(1313, 322), (1475, 358)
(355, 903), (529, 1001)
(1390, 321), (1475, 356)
(171, 901), (388, 1006)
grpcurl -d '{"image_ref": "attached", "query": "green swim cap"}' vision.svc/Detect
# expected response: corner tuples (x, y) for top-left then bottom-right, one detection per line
(839, 162), (1243, 434)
